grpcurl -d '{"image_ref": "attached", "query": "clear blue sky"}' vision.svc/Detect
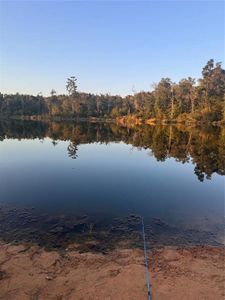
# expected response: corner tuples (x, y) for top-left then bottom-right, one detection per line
(0, 1), (224, 96)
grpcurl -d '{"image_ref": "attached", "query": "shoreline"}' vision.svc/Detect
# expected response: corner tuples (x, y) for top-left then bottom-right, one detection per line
(0, 115), (224, 126)
(0, 205), (223, 252)
(0, 241), (224, 300)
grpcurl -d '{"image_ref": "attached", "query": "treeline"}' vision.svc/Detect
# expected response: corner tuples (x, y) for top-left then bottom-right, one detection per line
(0, 120), (224, 181)
(0, 59), (225, 123)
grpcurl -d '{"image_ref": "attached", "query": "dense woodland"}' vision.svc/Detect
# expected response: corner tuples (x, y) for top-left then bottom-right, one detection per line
(0, 120), (224, 181)
(1, 60), (225, 123)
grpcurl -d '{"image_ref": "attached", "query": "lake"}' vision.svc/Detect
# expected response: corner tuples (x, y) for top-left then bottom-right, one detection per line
(0, 120), (224, 250)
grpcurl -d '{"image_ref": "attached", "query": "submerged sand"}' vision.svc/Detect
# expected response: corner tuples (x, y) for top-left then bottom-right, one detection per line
(0, 242), (224, 300)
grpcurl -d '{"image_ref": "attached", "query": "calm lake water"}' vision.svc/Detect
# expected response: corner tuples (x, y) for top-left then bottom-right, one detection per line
(0, 120), (224, 249)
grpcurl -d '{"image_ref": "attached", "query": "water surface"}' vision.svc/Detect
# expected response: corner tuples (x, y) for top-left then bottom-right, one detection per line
(0, 120), (224, 249)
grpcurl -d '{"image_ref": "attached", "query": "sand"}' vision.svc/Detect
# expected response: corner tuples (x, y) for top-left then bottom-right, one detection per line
(0, 242), (224, 300)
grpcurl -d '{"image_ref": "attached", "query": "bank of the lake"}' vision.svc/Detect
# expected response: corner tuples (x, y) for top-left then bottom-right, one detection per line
(1, 114), (225, 126)
(0, 241), (224, 300)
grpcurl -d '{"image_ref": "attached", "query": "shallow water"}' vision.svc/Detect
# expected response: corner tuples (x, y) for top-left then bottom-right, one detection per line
(0, 120), (224, 249)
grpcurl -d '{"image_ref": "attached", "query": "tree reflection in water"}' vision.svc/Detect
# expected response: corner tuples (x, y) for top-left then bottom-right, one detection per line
(0, 120), (224, 181)
(67, 142), (78, 159)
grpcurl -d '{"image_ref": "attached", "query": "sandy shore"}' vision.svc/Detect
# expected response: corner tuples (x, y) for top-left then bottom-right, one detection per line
(0, 242), (224, 300)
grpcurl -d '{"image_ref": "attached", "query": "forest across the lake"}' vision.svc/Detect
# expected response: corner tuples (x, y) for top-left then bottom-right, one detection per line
(1, 59), (225, 124)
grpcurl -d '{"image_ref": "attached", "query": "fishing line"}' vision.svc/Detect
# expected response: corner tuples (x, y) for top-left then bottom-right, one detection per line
(141, 217), (151, 300)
